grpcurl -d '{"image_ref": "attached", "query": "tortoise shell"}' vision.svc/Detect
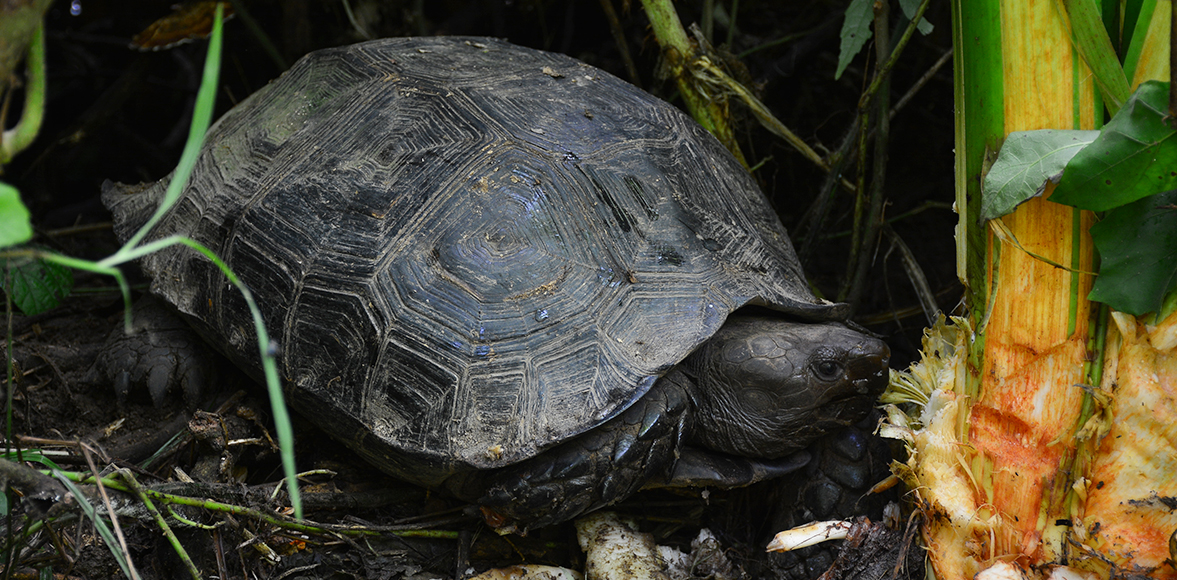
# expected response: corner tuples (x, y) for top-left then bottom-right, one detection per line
(104, 37), (844, 485)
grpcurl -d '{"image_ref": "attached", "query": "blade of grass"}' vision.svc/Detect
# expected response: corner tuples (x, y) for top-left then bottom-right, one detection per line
(51, 472), (137, 580)
(8, 3), (302, 521)
(115, 5), (224, 255)
(100, 4), (301, 518)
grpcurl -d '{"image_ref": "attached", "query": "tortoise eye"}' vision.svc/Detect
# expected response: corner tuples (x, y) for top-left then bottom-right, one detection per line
(812, 360), (843, 381)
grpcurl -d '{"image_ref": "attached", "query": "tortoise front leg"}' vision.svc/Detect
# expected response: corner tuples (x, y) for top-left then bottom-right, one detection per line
(449, 371), (692, 534)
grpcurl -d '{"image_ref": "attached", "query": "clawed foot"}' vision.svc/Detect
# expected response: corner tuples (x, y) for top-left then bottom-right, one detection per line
(93, 296), (214, 406)
(451, 374), (692, 534)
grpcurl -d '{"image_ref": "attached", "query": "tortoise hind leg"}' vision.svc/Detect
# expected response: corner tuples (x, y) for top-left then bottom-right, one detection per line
(92, 295), (214, 406)
(448, 371), (693, 534)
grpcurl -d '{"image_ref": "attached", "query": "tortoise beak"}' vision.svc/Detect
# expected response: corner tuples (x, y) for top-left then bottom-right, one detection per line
(847, 337), (891, 397)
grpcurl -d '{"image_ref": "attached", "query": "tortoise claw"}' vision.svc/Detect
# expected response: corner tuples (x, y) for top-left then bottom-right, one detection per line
(94, 295), (215, 407)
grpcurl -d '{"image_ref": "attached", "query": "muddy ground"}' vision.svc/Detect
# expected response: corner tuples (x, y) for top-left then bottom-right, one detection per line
(3, 1), (953, 578)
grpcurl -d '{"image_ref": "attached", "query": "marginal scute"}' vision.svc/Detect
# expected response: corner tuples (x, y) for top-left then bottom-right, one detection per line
(102, 37), (843, 484)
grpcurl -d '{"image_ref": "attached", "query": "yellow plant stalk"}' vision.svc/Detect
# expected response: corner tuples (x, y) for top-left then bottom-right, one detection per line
(887, 308), (1177, 579)
(884, 0), (1177, 578)
(1080, 312), (1177, 576)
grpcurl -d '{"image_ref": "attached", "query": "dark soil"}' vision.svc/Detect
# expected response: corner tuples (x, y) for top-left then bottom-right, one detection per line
(3, 1), (952, 578)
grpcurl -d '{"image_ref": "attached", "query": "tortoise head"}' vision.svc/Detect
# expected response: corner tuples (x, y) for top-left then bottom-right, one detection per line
(684, 317), (890, 459)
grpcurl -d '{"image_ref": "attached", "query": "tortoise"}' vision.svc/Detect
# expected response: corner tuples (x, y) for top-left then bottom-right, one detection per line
(100, 36), (890, 532)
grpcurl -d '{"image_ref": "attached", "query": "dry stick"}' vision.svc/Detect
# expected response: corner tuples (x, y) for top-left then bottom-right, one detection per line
(80, 444), (141, 580)
(598, 0), (642, 86)
(889, 48), (952, 122)
(882, 224), (940, 326)
(798, 116), (860, 267)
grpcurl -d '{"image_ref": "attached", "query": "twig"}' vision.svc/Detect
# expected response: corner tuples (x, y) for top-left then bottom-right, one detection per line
(80, 444), (140, 580)
(883, 225), (939, 326)
(890, 48), (952, 121)
(842, 0), (893, 311)
(857, 0), (933, 113)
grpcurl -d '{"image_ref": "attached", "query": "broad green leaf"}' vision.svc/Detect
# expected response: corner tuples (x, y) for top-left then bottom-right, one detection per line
(1052, 81), (1177, 211)
(2, 254), (73, 315)
(897, 0), (934, 34)
(835, 0), (874, 80)
(981, 130), (1099, 220)
(0, 182), (32, 248)
(1089, 189), (1177, 315)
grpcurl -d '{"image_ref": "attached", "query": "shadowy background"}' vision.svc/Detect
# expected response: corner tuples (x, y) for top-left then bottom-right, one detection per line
(3, 1), (955, 578)
(8, 0), (957, 368)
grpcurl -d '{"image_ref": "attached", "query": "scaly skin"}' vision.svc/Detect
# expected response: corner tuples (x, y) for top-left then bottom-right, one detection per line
(94, 296), (214, 406)
(455, 318), (890, 533)
(97, 304), (889, 533)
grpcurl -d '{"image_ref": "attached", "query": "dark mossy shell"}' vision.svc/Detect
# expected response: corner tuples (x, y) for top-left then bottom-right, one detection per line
(103, 37), (844, 485)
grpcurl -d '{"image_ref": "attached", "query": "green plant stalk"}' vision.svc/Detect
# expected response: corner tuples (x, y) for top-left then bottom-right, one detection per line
(845, 0), (893, 311)
(119, 470), (201, 580)
(56, 470), (457, 540)
(638, 0), (746, 167)
(1061, 0), (1132, 114)
(726, 0), (740, 47)
(51, 471), (138, 580)
(857, 0), (933, 112)
(0, 23), (45, 166)
(841, 0), (930, 305)
(1121, 0), (1160, 83)
(952, 0), (1004, 404)
(844, 107), (871, 303)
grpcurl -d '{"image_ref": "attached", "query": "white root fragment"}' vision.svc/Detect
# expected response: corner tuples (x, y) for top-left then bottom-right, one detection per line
(973, 561), (1027, 580)
(576, 512), (668, 580)
(468, 565), (584, 580)
(765, 520), (852, 552)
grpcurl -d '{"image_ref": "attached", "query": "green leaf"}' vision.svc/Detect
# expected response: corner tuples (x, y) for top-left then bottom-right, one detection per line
(1061, 0), (1131, 114)
(2, 254), (73, 315)
(0, 182), (32, 248)
(897, 0), (934, 34)
(1089, 189), (1177, 315)
(835, 0), (874, 80)
(982, 130), (1100, 220)
(1052, 81), (1177, 211)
